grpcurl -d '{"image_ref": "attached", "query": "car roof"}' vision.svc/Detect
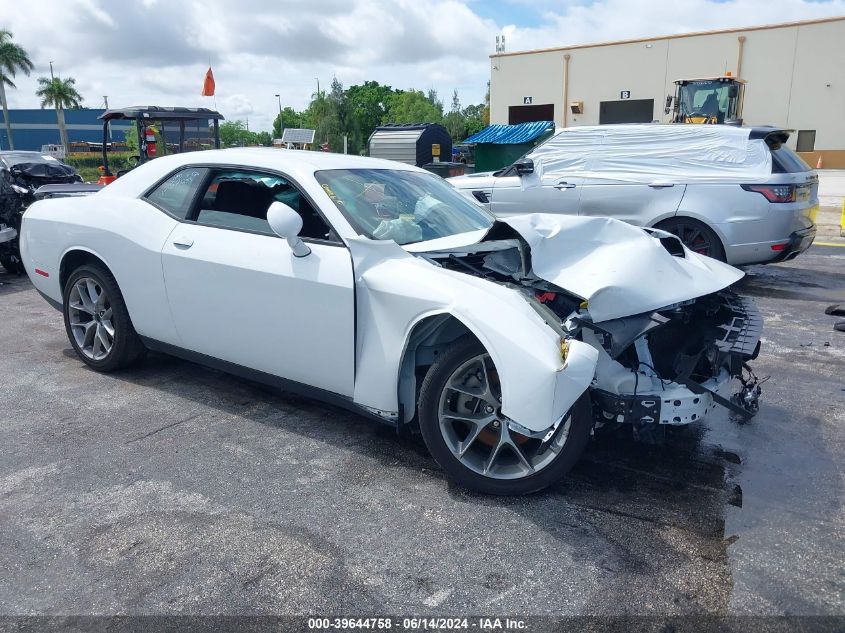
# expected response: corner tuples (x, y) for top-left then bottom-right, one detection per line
(548, 123), (792, 146)
(97, 148), (433, 243)
(216, 147), (426, 172)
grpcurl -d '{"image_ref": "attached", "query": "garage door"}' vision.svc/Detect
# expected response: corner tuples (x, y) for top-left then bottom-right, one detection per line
(508, 104), (554, 124)
(599, 99), (654, 124)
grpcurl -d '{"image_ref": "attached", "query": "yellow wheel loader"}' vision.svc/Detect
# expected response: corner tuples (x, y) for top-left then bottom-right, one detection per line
(665, 75), (746, 125)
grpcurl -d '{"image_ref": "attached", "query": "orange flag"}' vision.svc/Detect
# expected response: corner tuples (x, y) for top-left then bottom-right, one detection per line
(202, 67), (215, 96)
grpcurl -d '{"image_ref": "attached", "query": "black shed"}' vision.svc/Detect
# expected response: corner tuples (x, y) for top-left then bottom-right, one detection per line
(367, 123), (451, 167)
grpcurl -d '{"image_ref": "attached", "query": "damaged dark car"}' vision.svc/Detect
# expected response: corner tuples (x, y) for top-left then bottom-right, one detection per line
(0, 151), (83, 273)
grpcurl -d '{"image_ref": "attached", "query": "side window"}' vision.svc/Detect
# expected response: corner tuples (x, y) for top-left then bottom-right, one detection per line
(144, 167), (208, 219)
(193, 169), (335, 240)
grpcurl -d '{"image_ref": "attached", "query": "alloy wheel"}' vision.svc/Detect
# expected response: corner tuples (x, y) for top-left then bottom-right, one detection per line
(67, 277), (115, 361)
(437, 353), (572, 480)
(673, 222), (713, 256)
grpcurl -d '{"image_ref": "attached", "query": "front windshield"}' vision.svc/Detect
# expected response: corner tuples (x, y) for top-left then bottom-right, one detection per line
(314, 168), (494, 245)
(679, 81), (733, 121)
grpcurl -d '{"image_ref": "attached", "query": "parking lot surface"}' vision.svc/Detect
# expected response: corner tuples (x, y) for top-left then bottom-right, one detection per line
(0, 245), (843, 617)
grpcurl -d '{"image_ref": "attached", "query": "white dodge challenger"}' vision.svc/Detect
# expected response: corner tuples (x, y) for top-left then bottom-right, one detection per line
(20, 149), (763, 495)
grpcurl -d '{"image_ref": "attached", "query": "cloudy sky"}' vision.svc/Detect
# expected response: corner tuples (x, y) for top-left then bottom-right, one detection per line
(2, 0), (844, 130)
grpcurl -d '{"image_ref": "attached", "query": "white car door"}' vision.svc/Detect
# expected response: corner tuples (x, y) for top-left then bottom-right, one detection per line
(160, 168), (355, 397)
(490, 170), (583, 216)
(578, 178), (686, 226)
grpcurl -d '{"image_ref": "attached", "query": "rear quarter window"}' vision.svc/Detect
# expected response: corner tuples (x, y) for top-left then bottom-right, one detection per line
(144, 167), (209, 218)
(771, 146), (812, 174)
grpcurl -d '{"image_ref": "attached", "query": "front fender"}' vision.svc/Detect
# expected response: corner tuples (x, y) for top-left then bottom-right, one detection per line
(347, 238), (598, 432)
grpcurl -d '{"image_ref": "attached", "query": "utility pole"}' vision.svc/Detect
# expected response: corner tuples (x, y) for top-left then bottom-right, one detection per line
(275, 94), (283, 135)
(49, 61), (55, 80)
(315, 78), (320, 97)
(103, 95), (109, 109)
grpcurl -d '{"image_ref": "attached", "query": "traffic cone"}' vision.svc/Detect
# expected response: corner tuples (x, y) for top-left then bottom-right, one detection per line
(816, 155), (823, 169)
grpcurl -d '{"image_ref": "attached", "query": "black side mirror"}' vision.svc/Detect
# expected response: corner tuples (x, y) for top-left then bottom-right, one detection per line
(728, 85), (739, 98)
(664, 95), (673, 115)
(514, 158), (534, 176)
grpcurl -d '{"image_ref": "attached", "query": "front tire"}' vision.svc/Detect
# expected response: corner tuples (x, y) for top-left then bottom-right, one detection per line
(417, 337), (592, 495)
(63, 264), (146, 372)
(0, 254), (25, 274)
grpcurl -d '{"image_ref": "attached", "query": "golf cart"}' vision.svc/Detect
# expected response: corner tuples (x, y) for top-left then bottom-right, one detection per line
(97, 106), (224, 185)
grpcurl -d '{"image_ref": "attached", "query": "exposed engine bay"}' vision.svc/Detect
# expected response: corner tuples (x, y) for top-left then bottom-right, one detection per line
(419, 224), (763, 439)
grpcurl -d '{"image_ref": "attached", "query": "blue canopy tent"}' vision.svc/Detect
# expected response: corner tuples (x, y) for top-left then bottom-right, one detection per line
(464, 121), (555, 172)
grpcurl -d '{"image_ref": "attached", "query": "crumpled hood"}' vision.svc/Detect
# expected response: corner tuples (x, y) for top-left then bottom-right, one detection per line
(502, 213), (744, 322)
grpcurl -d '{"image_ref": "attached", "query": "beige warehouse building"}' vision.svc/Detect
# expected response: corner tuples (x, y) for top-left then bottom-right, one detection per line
(489, 16), (845, 167)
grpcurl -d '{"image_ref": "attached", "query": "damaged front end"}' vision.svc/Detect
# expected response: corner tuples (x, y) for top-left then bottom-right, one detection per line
(420, 219), (764, 439)
(1, 160), (83, 273)
(565, 291), (763, 440)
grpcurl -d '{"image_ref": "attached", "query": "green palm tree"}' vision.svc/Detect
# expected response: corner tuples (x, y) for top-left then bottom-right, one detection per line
(0, 30), (34, 150)
(35, 76), (83, 152)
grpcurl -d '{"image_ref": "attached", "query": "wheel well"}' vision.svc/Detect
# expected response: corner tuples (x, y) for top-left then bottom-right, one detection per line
(654, 216), (726, 253)
(397, 314), (480, 426)
(59, 250), (110, 295)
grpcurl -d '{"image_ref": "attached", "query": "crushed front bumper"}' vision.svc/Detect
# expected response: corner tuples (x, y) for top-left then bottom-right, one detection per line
(592, 374), (725, 428)
(590, 293), (764, 428)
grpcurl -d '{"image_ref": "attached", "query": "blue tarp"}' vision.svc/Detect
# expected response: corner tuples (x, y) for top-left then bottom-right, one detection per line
(464, 121), (554, 145)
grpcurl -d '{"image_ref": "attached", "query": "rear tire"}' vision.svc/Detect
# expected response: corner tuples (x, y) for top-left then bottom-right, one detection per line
(655, 217), (725, 262)
(62, 264), (146, 372)
(417, 336), (592, 495)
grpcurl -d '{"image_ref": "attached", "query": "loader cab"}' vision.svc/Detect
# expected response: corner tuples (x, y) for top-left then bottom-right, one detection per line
(666, 76), (746, 125)
(97, 106), (224, 185)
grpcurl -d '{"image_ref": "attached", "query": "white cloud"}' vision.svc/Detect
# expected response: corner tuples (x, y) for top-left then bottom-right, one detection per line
(1, 0), (843, 131)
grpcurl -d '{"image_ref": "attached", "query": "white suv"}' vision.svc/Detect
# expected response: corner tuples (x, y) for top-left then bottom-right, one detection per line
(448, 124), (817, 265)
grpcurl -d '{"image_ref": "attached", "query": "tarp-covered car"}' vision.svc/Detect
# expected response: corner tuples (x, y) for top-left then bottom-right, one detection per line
(448, 124), (817, 266)
(20, 150), (763, 494)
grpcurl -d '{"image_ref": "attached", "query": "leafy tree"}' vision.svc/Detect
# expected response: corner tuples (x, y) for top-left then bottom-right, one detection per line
(384, 90), (443, 124)
(124, 121), (139, 153)
(0, 30), (33, 150)
(255, 131), (273, 146)
(324, 76), (348, 151)
(426, 88), (444, 118)
(463, 103), (486, 137)
(272, 106), (303, 138)
(346, 81), (396, 154)
(306, 88), (333, 149)
(219, 120), (261, 147)
(35, 76), (83, 151)
(444, 89), (466, 142)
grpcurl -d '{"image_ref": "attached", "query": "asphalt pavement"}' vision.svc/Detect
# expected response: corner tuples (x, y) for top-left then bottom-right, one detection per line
(0, 244), (842, 618)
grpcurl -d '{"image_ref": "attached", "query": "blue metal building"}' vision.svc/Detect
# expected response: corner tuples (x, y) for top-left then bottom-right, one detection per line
(0, 108), (133, 151)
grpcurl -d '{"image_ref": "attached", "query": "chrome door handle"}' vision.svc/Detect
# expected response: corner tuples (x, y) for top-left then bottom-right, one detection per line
(648, 182), (675, 188)
(554, 182), (576, 189)
(173, 236), (194, 248)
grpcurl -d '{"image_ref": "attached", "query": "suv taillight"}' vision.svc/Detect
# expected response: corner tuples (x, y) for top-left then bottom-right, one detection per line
(741, 184), (796, 203)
